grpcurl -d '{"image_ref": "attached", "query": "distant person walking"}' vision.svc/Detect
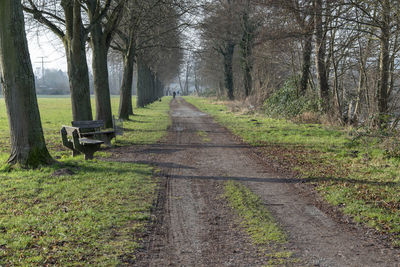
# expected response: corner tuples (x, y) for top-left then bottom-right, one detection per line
(173, 91), (176, 99)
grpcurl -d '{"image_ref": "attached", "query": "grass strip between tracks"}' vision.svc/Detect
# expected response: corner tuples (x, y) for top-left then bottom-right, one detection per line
(224, 181), (295, 266)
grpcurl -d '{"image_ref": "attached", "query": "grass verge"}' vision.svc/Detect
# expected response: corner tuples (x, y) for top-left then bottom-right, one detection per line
(0, 160), (155, 265)
(224, 181), (294, 266)
(0, 96), (172, 265)
(186, 96), (400, 247)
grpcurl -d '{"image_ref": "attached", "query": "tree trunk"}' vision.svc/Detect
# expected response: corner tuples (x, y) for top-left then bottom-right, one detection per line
(388, 36), (397, 98)
(218, 80), (224, 98)
(90, 24), (113, 128)
(0, 0), (52, 167)
(63, 0), (93, 121)
(239, 4), (253, 98)
(353, 61), (365, 123)
(377, 0), (391, 127)
(378, 34), (390, 125)
(314, 0), (330, 112)
(223, 42), (235, 100)
(158, 79), (164, 98)
(242, 61), (252, 98)
(137, 58), (153, 108)
(137, 58), (145, 108)
(184, 62), (190, 96)
(299, 33), (313, 94)
(155, 76), (162, 99)
(194, 68), (201, 95)
(86, 0), (124, 128)
(151, 72), (156, 102)
(353, 17), (375, 123)
(119, 43), (135, 120)
(64, 42), (93, 121)
(178, 74), (184, 95)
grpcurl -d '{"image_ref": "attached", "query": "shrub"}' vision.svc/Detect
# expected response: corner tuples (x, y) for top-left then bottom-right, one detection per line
(199, 87), (218, 97)
(263, 78), (321, 119)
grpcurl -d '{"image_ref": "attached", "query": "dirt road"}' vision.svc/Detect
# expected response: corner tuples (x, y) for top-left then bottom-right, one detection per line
(111, 98), (400, 266)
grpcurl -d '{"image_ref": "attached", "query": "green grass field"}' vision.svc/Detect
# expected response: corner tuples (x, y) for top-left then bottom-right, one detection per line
(0, 96), (172, 265)
(0, 96), (171, 157)
(185, 97), (400, 247)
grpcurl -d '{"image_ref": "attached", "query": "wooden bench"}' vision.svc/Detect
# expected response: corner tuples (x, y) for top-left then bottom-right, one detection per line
(71, 120), (115, 147)
(61, 126), (104, 160)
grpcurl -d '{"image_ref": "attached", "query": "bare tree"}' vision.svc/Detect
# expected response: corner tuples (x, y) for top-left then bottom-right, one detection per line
(112, 0), (184, 114)
(238, 0), (256, 97)
(86, 0), (125, 127)
(196, 0), (400, 129)
(23, 0), (95, 121)
(200, 0), (240, 100)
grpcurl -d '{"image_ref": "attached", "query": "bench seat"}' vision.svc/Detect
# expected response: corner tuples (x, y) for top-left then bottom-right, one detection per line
(72, 120), (115, 146)
(61, 126), (104, 160)
(79, 138), (104, 145)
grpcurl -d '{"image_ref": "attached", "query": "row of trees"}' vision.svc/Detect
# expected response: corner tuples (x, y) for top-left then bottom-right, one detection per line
(23, 0), (185, 127)
(197, 0), (400, 127)
(0, 0), (187, 167)
(113, 0), (185, 115)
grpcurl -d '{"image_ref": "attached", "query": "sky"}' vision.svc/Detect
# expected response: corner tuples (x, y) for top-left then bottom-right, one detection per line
(27, 31), (68, 74)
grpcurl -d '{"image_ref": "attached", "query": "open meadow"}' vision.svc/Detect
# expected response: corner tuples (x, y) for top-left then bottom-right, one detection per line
(0, 96), (172, 265)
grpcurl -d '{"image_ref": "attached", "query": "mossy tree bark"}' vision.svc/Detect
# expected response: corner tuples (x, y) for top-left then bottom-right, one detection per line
(148, 68), (155, 104)
(377, 0), (391, 127)
(89, 24), (113, 127)
(114, 27), (136, 119)
(314, 0), (330, 112)
(0, 0), (53, 167)
(239, 2), (254, 98)
(156, 77), (164, 99)
(62, 1), (93, 121)
(299, 33), (313, 95)
(136, 57), (147, 108)
(222, 42), (235, 100)
(137, 57), (161, 108)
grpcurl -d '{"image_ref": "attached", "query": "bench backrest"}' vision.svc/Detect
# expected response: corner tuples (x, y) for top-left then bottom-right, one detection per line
(61, 126), (81, 145)
(61, 126), (81, 136)
(72, 120), (105, 129)
(72, 120), (105, 134)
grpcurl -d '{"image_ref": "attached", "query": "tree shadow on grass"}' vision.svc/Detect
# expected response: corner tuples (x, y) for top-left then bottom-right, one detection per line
(60, 161), (152, 177)
(119, 160), (195, 170)
(164, 174), (399, 187)
(123, 129), (167, 133)
(124, 143), (254, 149)
(138, 148), (184, 154)
(124, 120), (153, 125)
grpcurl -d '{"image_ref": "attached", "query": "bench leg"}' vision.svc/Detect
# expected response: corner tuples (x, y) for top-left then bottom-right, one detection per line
(96, 133), (114, 147)
(84, 152), (94, 160)
(101, 136), (112, 147)
(104, 137), (112, 147)
(72, 150), (81, 157)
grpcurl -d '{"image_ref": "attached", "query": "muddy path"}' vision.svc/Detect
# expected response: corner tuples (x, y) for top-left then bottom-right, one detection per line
(110, 98), (399, 266)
